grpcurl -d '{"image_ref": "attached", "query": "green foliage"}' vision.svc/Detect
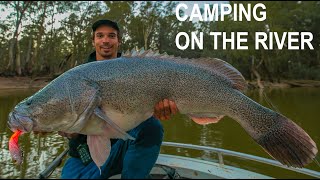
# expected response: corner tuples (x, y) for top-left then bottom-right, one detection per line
(211, 1), (320, 81)
(0, 1), (318, 80)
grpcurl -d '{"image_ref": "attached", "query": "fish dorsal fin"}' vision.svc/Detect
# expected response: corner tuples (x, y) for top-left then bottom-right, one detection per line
(122, 48), (247, 91)
(123, 49), (131, 57)
(187, 57), (247, 91)
(131, 48), (138, 56)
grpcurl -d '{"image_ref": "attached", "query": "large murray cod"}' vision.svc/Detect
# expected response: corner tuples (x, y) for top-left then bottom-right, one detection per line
(8, 49), (318, 171)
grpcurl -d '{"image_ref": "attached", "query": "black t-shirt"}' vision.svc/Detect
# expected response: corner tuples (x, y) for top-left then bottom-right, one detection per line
(86, 51), (122, 63)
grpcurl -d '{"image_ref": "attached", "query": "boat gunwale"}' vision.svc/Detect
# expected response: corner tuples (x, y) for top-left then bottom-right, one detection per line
(161, 141), (320, 178)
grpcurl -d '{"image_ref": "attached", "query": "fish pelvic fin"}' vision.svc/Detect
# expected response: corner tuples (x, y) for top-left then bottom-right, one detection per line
(122, 48), (247, 91)
(87, 134), (111, 173)
(256, 114), (318, 168)
(88, 108), (136, 172)
(188, 114), (224, 125)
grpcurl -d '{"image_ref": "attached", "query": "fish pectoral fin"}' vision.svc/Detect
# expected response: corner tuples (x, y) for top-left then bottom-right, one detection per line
(94, 108), (136, 141)
(188, 114), (224, 125)
(87, 134), (111, 175)
(67, 79), (102, 132)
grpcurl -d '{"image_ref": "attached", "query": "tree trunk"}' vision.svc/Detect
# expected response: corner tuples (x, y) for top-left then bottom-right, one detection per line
(15, 41), (21, 75)
(33, 1), (48, 73)
(251, 56), (264, 89)
(7, 2), (21, 72)
(6, 1), (32, 74)
(144, 34), (148, 50)
(143, 15), (155, 50)
(7, 38), (16, 72)
(39, 52), (46, 73)
(25, 36), (33, 75)
(57, 53), (72, 75)
(317, 49), (320, 65)
(70, 43), (76, 69)
(262, 59), (274, 82)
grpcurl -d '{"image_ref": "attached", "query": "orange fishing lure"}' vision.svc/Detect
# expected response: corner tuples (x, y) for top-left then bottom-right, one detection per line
(9, 130), (23, 165)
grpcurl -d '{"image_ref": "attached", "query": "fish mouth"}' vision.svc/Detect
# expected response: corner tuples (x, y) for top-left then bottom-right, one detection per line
(8, 111), (33, 133)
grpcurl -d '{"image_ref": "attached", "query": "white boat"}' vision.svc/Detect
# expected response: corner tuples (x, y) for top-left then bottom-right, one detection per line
(39, 141), (320, 179)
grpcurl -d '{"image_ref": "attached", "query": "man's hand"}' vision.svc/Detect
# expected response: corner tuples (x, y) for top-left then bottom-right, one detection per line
(154, 99), (178, 120)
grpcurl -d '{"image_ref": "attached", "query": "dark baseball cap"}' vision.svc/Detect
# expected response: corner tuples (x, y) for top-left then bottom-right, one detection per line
(92, 19), (120, 32)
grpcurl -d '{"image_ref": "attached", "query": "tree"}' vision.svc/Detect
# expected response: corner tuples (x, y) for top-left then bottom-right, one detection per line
(1, 1), (34, 75)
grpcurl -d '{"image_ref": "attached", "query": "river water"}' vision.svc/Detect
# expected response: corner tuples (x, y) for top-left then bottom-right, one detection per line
(0, 87), (319, 178)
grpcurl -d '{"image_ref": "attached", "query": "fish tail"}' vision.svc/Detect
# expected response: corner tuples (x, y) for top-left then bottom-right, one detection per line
(255, 114), (318, 168)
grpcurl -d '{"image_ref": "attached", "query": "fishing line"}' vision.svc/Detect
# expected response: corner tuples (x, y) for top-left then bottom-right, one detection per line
(262, 91), (280, 113)
(262, 90), (320, 171)
(314, 156), (320, 168)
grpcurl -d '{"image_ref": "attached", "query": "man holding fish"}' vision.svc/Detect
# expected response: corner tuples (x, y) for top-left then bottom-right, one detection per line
(9, 19), (179, 179)
(59, 19), (178, 178)
(8, 17), (317, 179)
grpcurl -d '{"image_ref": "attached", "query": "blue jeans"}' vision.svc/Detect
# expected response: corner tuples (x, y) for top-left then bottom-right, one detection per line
(61, 117), (163, 179)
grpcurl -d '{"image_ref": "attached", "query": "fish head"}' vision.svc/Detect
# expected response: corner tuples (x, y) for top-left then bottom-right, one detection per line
(8, 87), (70, 133)
(8, 98), (34, 133)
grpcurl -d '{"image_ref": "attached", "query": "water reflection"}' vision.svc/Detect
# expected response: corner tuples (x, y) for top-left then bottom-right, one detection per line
(0, 89), (67, 178)
(0, 128), (67, 178)
(0, 88), (319, 178)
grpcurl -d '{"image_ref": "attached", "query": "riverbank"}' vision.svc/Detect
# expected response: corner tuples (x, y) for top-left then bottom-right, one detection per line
(0, 77), (51, 90)
(1, 77), (320, 90)
(248, 80), (320, 89)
